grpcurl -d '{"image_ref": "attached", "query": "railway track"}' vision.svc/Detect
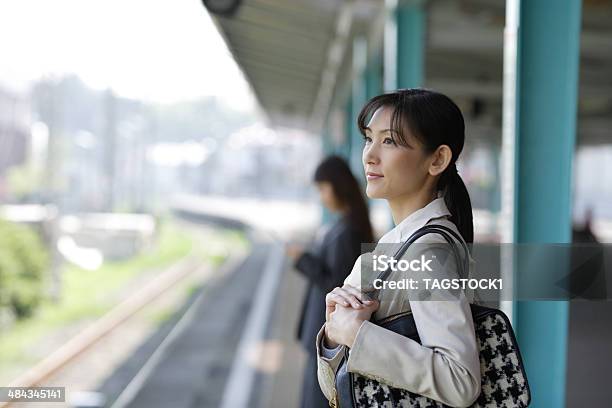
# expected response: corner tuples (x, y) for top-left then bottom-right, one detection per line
(0, 219), (252, 408)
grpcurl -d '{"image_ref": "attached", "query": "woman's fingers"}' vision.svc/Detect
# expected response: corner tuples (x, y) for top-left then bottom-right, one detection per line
(326, 286), (365, 309)
(363, 298), (380, 312)
(337, 288), (363, 309)
(341, 284), (376, 306)
(326, 292), (350, 307)
(342, 284), (373, 304)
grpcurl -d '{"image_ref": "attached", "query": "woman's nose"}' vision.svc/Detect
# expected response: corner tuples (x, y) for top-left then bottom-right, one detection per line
(363, 143), (379, 166)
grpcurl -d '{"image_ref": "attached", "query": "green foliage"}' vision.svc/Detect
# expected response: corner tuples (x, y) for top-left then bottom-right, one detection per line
(5, 165), (42, 200)
(0, 220), (49, 319)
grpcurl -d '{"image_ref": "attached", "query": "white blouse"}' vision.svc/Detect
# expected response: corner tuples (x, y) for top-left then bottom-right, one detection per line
(316, 196), (481, 407)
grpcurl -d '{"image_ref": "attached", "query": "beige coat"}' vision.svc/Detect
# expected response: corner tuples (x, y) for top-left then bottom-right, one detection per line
(315, 196), (481, 407)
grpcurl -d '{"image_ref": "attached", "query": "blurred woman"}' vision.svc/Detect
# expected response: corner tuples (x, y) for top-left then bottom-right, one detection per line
(287, 155), (374, 408)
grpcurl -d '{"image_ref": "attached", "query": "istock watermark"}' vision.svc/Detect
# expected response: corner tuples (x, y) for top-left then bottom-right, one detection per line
(372, 254), (435, 272)
(359, 242), (612, 302)
(372, 277), (503, 291)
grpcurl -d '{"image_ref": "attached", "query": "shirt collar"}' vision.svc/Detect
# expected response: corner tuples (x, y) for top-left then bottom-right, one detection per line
(378, 191), (451, 244)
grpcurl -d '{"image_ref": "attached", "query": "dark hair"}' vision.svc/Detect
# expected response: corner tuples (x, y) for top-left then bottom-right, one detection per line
(314, 155), (374, 243)
(357, 88), (474, 243)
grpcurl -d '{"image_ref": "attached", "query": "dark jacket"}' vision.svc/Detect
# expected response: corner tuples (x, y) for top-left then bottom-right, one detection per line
(294, 215), (365, 355)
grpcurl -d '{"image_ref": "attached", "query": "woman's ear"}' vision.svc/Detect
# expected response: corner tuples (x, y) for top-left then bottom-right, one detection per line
(428, 145), (453, 176)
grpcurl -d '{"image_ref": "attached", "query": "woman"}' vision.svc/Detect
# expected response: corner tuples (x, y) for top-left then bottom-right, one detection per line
(287, 155), (374, 408)
(317, 89), (481, 407)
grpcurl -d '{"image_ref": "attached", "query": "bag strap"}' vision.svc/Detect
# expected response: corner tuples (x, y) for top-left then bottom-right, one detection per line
(366, 223), (470, 300)
(412, 224), (471, 278)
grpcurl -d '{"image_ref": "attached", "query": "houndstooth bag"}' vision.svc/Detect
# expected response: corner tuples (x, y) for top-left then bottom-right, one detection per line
(332, 224), (531, 407)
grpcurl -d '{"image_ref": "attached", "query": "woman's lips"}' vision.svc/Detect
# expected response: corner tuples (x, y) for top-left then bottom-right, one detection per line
(366, 173), (384, 181)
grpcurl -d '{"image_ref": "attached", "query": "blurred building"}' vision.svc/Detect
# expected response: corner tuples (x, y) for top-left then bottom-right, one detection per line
(0, 87), (31, 199)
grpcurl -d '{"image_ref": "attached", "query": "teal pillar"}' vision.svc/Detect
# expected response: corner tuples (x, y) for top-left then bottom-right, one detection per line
(396, 0), (425, 89)
(342, 96), (353, 162)
(350, 86), (367, 187)
(349, 37), (368, 185)
(321, 123), (334, 224)
(366, 54), (383, 100)
(320, 122), (337, 224)
(323, 100), (350, 160)
(491, 144), (501, 213)
(513, 1), (581, 407)
(322, 123), (334, 156)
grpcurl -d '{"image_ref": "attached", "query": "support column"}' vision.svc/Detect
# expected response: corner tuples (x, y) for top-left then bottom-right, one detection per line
(322, 122), (334, 156)
(396, 0), (425, 89)
(385, 0), (425, 91)
(513, 1), (581, 406)
(366, 53), (383, 100)
(341, 95), (353, 162)
(349, 37), (368, 183)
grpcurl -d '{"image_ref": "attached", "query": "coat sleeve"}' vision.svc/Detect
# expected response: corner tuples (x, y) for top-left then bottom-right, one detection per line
(313, 250), (366, 403)
(315, 323), (347, 402)
(344, 235), (481, 407)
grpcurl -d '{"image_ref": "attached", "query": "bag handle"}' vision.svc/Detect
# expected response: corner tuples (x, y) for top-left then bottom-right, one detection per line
(411, 224), (471, 278)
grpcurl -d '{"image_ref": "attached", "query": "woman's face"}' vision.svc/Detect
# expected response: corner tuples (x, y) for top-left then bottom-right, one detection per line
(361, 106), (431, 201)
(316, 181), (342, 213)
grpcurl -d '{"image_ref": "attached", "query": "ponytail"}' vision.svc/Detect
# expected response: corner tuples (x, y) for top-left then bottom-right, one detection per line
(439, 163), (474, 244)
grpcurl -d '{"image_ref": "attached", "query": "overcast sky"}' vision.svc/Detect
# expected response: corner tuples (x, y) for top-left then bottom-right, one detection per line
(0, 0), (257, 111)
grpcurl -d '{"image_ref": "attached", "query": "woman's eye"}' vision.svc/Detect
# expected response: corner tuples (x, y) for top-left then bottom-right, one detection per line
(383, 137), (396, 145)
(363, 135), (372, 144)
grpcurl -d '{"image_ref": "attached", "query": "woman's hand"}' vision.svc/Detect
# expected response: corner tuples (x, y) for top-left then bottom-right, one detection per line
(285, 243), (304, 262)
(325, 301), (379, 348)
(323, 284), (378, 348)
(325, 284), (373, 322)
